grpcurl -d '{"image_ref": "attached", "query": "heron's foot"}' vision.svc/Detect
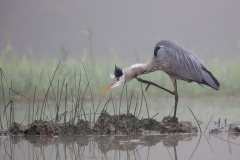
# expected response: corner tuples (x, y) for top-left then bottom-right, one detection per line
(162, 116), (178, 123)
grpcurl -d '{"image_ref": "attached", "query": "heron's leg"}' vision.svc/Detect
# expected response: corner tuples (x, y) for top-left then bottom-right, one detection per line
(135, 77), (175, 95)
(171, 78), (178, 118)
(136, 77), (179, 119)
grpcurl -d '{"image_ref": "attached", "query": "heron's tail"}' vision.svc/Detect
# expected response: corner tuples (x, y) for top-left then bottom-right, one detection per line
(201, 67), (220, 90)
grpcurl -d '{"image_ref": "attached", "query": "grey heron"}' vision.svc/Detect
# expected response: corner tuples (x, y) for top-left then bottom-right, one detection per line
(100, 40), (220, 118)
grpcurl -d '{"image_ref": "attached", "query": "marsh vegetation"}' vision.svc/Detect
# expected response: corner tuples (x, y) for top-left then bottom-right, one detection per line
(0, 48), (239, 160)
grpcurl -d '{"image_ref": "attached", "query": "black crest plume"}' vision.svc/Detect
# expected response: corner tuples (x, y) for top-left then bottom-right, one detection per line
(114, 65), (123, 78)
(154, 45), (161, 57)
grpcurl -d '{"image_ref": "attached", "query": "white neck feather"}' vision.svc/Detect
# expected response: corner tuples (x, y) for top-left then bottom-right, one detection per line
(123, 62), (154, 81)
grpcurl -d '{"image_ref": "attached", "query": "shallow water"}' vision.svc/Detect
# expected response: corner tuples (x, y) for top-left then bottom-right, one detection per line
(2, 97), (239, 127)
(0, 133), (239, 160)
(0, 97), (239, 160)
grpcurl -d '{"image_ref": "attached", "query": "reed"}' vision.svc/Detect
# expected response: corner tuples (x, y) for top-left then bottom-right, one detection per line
(0, 45), (239, 131)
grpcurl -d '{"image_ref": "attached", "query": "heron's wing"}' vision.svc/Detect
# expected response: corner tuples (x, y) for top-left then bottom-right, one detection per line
(156, 44), (204, 82)
(153, 40), (220, 90)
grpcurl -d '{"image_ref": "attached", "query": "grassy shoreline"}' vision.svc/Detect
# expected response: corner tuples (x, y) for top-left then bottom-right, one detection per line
(0, 49), (239, 133)
(0, 50), (240, 101)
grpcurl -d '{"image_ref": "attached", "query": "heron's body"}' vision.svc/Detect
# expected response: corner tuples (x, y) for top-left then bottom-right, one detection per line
(151, 40), (219, 90)
(101, 40), (220, 118)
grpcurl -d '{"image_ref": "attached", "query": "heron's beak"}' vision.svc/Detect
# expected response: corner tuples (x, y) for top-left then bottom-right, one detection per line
(99, 83), (115, 93)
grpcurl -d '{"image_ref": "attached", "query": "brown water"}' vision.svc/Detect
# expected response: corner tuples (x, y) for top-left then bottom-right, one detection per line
(0, 97), (239, 160)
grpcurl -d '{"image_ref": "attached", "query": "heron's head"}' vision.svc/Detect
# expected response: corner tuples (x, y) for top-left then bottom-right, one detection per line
(100, 65), (127, 93)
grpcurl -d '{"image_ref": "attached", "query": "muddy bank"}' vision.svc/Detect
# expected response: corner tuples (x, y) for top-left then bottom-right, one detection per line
(2, 110), (198, 136)
(92, 110), (197, 135)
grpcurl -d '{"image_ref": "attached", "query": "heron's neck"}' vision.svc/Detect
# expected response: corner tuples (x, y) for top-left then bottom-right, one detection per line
(125, 62), (157, 78)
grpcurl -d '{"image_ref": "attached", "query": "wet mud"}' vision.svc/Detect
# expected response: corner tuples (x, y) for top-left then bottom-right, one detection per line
(92, 110), (198, 135)
(209, 122), (240, 136)
(1, 110), (199, 136)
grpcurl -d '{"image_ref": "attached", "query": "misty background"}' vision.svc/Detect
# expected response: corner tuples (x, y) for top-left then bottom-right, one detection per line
(0, 0), (240, 63)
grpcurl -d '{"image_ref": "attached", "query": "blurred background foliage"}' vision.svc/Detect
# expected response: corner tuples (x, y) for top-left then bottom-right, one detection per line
(1, 0), (240, 101)
(0, 43), (239, 101)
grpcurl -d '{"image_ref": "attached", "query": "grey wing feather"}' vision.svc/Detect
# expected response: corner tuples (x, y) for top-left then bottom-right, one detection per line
(156, 41), (203, 82)
(154, 40), (220, 90)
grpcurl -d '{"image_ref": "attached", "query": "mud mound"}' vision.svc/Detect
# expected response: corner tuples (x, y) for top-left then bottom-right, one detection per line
(92, 111), (143, 135)
(162, 116), (198, 133)
(9, 122), (27, 135)
(62, 120), (91, 135)
(24, 120), (62, 135)
(209, 122), (240, 135)
(92, 111), (198, 135)
(5, 111), (198, 136)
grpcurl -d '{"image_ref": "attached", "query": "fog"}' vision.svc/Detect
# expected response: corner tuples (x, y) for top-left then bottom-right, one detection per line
(1, 0), (240, 63)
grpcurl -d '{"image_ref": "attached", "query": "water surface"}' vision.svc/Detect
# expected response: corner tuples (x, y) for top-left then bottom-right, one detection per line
(0, 97), (239, 128)
(0, 133), (239, 160)
(0, 97), (239, 160)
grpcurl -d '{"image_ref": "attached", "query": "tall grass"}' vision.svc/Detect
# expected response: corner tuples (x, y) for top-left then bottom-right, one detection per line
(0, 44), (239, 131)
(0, 46), (239, 101)
(0, 59), (151, 131)
(0, 59), (96, 129)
